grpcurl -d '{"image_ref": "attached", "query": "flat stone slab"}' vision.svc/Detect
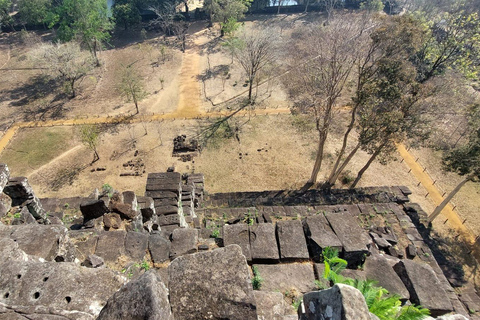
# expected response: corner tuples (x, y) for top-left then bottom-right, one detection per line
(303, 215), (343, 262)
(223, 224), (252, 261)
(250, 223), (279, 261)
(0, 259), (124, 318)
(325, 212), (370, 267)
(254, 263), (316, 294)
(364, 254), (410, 301)
(394, 259), (453, 316)
(80, 199), (109, 221)
(276, 220), (309, 260)
(170, 228), (198, 259)
(9, 225), (70, 261)
(168, 245), (257, 320)
(95, 231), (126, 265)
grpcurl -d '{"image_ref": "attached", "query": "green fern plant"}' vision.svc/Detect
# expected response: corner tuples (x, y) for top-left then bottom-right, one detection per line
(319, 248), (430, 320)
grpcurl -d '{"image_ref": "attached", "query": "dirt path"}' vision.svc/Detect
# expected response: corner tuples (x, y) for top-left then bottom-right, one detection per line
(174, 48), (202, 117)
(27, 145), (83, 178)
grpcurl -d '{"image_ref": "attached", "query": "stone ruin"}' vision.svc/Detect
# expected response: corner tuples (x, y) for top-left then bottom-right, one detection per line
(172, 135), (200, 162)
(0, 162), (478, 319)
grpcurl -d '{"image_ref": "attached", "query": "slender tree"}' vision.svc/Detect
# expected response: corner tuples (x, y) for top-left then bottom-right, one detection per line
(80, 124), (101, 163)
(429, 104), (480, 222)
(118, 64), (148, 114)
(325, 15), (426, 188)
(286, 17), (365, 189)
(227, 27), (278, 103)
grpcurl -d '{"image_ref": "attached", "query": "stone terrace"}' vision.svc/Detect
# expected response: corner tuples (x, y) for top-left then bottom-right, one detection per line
(0, 164), (478, 319)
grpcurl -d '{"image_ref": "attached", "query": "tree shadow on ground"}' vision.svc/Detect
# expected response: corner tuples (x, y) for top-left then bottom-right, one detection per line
(0, 73), (70, 121)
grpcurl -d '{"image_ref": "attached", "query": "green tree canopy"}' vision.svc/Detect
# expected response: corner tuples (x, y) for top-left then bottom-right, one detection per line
(204, 0), (252, 27)
(113, 1), (141, 30)
(47, 0), (114, 65)
(18, 0), (51, 26)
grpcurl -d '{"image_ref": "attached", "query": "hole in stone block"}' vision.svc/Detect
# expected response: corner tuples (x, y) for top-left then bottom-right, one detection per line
(43, 277), (49, 282)
(17, 274), (21, 279)
(4, 292), (9, 298)
(34, 292), (40, 299)
(65, 296), (71, 303)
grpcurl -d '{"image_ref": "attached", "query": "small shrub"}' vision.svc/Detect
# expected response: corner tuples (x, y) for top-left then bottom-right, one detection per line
(140, 260), (150, 271)
(13, 213), (21, 219)
(211, 228), (220, 238)
(102, 183), (113, 198)
(252, 266), (263, 290)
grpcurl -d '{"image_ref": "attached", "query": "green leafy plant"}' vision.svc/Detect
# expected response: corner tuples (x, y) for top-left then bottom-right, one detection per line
(13, 213), (21, 219)
(252, 266), (263, 290)
(211, 228), (220, 238)
(319, 248), (430, 320)
(140, 260), (150, 271)
(102, 183), (113, 198)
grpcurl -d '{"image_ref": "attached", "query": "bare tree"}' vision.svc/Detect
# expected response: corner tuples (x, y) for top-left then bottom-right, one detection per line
(226, 27), (278, 103)
(32, 42), (93, 98)
(286, 17), (364, 189)
(319, 0), (342, 22)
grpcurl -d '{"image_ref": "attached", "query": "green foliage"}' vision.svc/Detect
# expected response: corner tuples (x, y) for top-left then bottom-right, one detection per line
(48, 0), (114, 64)
(140, 260), (150, 271)
(13, 213), (21, 219)
(102, 183), (113, 197)
(211, 227), (220, 238)
(117, 64), (148, 114)
(0, 0), (13, 30)
(113, 2), (141, 30)
(204, 0), (252, 25)
(220, 17), (240, 36)
(413, 11), (480, 82)
(80, 125), (101, 162)
(321, 247), (347, 282)
(442, 104), (480, 180)
(18, 0), (51, 26)
(359, 0), (384, 11)
(252, 266), (263, 290)
(320, 248), (430, 320)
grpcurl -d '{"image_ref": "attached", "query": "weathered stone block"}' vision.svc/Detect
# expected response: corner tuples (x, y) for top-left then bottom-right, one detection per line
(364, 254), (410, 301)
(0, 259), (124, 318)
(250, 223), (279, 261)
(122, 191), (137, 210)
(97, 270), (173, 320)
(158, 214), (180, 226)
(276, 220), (309, 260)
(394, 259), (453, 316)
(170, 228), (198, 259)
(80, 200), (109, 221)
(303, 215), (343, 262)
(254, 263), (316, 294)
(110, 202), (138, 220)
(301, 284), (371, 320)
(95, 231), (126, 264)
(223, 224), (252, 261)
(254, 291), (285, 320)
(0, 163), (10, 193)
(103, 213), (121, 229)
(325, 212), (370, 267)
(168, 245), (257, 320)
(125, 232), (148, 261)
(149, 234), (170, 264)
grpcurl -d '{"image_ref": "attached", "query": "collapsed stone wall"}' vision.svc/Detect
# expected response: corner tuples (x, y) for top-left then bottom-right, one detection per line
(0, 163), (477, 320)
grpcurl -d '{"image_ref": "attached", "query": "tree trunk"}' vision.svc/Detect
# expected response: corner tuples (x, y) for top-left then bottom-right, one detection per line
(133, 95), (139, 114)
(70, 79), (76, 99)
(93, 148), (99, 163)
(277, 0), (282, 14)
(326, 106), (358, 187)
(248, 77), (254, 102)
(428, 173), (476, 222)
(308, 129), (328, 185)
(350, 143), (385, 189)
(304, 0), (310, 12)
(324, 142), (361, 189)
